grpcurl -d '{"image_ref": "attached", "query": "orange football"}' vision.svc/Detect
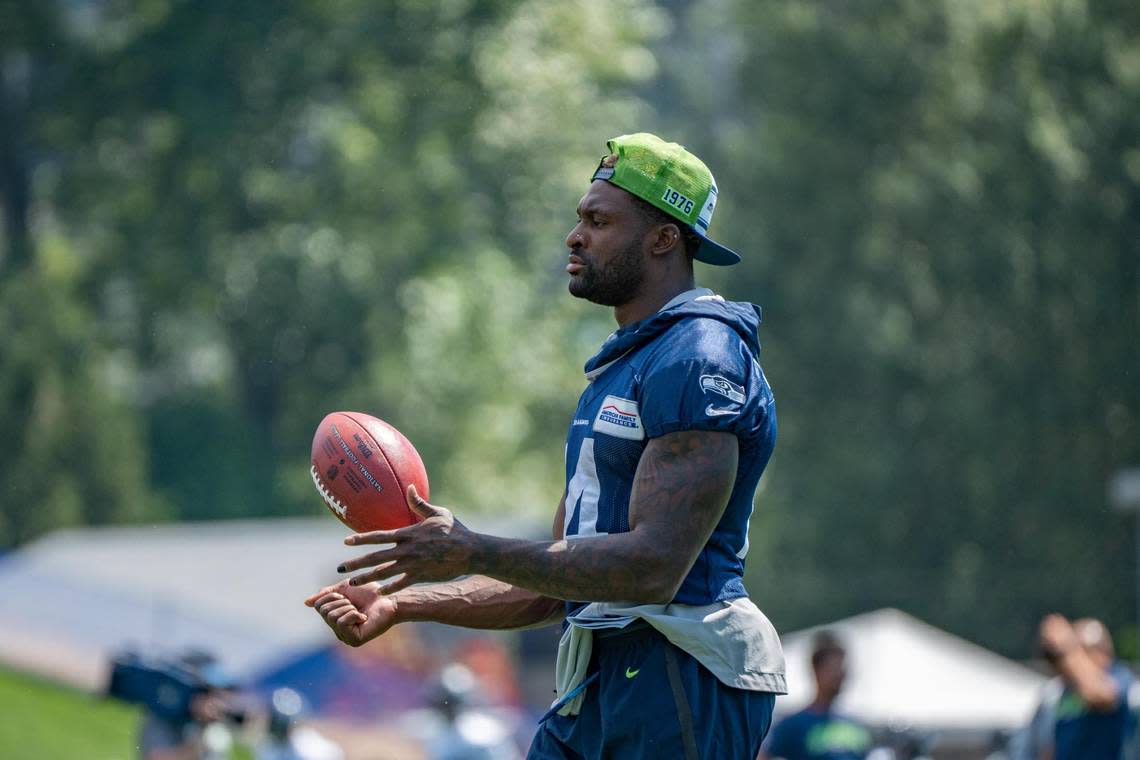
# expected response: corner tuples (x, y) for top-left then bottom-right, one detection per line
(310, 411), (429, 532)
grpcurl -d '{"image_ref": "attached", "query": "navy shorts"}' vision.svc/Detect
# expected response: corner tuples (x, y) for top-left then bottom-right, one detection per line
(527, 622), (775, 759)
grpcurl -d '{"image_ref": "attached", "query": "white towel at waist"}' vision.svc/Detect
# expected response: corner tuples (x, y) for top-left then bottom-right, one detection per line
(551, 597), (786, 717)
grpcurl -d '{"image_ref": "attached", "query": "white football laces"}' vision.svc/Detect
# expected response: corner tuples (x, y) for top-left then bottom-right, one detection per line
(310, 464), (348, 518)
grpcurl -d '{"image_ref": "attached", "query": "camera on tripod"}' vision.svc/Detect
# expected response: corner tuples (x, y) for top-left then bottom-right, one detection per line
(107, 650), (246, 725)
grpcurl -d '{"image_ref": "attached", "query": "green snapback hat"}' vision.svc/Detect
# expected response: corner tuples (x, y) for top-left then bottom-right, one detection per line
(591, 132), (740, 266)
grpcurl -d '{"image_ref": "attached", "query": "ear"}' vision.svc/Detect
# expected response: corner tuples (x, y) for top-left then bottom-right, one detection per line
(647, 222), (682, 257)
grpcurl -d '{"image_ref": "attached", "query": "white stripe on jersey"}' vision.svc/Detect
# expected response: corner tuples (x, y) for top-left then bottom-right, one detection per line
(565, 438), (607, 538)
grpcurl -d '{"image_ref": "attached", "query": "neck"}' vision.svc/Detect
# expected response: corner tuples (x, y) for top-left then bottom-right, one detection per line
(612, 272), (696, 327)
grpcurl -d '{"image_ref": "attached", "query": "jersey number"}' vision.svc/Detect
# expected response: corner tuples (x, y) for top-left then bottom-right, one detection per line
(565, 439), (606, 538)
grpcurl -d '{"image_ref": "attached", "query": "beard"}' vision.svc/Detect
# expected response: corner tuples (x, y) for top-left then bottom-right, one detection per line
(568, 237), (645, 307)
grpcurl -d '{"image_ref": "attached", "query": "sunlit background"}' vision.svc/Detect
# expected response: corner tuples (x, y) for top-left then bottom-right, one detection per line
(1, 0), (1137, 757)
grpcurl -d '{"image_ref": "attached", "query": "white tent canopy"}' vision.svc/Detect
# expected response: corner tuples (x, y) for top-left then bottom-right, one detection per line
(778, 608), (1047, 731)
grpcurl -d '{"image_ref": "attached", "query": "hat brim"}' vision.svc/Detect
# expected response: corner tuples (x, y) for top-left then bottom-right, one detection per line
(694, 236), (741, 266)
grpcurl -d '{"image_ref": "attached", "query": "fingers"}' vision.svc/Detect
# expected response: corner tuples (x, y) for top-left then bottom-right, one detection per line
(346, 560), (399, 587)
(313, 595), (366, 629)
(342, 487), (445, 545)
(339, 550), (399, 574)
(330, 604), (366, 626)
(307, 587), (374, 647)
(317, 598), (348, 620)
(345, 529), (402, 546)
(304, 581), (349, 606)
(406, 484), (429, 518)
(315, 595), (353, 618)
(406, 483), (442, 519)
(307, 587), (349, 609)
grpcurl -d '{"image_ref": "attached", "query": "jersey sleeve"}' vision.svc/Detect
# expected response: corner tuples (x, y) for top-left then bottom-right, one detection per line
(638, 322), (772, 439)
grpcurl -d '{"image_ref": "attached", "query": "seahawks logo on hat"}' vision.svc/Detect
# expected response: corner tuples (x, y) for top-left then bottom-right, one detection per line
(696, 182), (718, 233)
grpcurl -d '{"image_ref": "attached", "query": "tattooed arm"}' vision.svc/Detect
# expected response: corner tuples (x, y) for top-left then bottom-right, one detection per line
(305, 496), (568, 645)
(338, 430), (739, 604)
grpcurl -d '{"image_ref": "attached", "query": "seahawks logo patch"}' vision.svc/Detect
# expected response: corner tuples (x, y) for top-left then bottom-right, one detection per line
(699, 374), (745, 404)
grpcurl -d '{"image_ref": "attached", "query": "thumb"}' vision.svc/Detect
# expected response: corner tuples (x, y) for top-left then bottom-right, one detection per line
(405, 483), (438, 519)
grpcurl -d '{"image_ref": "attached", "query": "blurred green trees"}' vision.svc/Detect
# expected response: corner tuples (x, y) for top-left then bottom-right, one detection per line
(0, 0), (1135, 655)
(663, 0), (1139, 652)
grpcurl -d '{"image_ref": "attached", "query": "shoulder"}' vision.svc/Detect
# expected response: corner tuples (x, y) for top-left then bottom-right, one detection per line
(660, 315), (747, 352)
(632, 316), (772, 438)
(636, 316), (753, 379)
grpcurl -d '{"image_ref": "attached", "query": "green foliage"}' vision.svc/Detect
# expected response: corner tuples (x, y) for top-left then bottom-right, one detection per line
(0, 261), (160, 544)
(1, 0), (1136, 656)
(661, 0), (1139, 652)
(5, 0), (664, 524)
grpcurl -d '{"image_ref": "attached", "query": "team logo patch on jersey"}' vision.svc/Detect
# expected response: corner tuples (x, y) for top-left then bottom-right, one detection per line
(700, 374), (745, 404)
(593, 395), (645, 440)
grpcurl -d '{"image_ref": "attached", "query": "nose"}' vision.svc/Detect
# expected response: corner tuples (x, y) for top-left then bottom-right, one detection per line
(565, 224), (584, 250)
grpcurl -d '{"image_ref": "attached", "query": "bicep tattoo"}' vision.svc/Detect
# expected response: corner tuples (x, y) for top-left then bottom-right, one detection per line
(629, 429), (739, 542)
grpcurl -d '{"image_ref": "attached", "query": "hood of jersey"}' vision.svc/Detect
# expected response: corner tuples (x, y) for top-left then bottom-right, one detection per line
(584, 293), (762, 377)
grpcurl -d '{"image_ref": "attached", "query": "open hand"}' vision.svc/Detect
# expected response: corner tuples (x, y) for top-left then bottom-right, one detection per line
(304, 579), (398, 647)
(335, 484), (476, 595)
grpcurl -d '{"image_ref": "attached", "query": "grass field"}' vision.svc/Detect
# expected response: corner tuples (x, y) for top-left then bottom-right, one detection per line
(0, 665), (138, 759)
(0, 666), (252, 759)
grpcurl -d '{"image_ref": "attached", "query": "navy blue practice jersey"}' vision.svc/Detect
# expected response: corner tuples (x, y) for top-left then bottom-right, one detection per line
(563, 290), (776, 610)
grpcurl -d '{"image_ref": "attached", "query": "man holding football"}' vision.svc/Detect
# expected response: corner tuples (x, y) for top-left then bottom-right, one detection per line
(306, 133), (785, 758)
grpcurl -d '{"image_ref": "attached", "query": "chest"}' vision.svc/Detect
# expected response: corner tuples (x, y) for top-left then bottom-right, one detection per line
(567, 360), (648, 454)
(563, 363), (650, 538)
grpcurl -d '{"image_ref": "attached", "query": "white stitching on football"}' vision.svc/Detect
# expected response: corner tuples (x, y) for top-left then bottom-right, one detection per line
(310, 464), (348, 518)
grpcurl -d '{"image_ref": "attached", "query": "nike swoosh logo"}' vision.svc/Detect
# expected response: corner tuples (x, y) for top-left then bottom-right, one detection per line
(625, 667), (640, 679)
(705, 404), (739, 417)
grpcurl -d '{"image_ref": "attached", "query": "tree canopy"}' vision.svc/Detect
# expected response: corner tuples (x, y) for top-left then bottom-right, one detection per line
(1, 0), (1136, 656)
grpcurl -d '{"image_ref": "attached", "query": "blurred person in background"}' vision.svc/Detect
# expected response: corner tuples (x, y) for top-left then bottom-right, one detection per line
(982, 730), (1013, 760)
(759, 631), (872, 760)
(253, 688), (343, 760)
(1015, 614), (1133, 760)
(1120, 678), (1140, 760)
(421, 663), (522, 760)
(137, 652), (243, 760)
